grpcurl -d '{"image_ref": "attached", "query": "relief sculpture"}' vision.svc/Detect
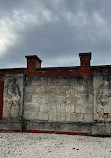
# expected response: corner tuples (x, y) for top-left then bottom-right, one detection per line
(96, 79), (111, 113)
(5, 77), (21, 118)
(97, 80), (111, 106)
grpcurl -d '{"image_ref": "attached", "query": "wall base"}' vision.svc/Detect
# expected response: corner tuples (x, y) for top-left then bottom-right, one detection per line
(0, 120), (111, 136)
(23, 120), (92, 134)
(0, 119), (23, 131)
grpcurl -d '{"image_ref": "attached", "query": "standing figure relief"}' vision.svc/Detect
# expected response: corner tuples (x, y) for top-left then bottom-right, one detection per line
(97, 80), (111, 107)
(6, 77), (21, 118)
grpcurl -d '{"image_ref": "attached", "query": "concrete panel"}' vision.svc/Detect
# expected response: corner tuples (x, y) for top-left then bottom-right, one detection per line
(24, 77), (93, 123)
(92, 123), (111, 135)
(83, 113), (93, 123)
(3, 74), (24, 120)
(93, 71), (111, 121)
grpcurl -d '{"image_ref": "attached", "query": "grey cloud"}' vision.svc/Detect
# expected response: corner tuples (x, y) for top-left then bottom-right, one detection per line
(0, 0), (111, 68)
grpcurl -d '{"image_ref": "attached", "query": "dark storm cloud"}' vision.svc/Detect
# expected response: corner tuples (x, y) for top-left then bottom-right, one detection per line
(0, 0), (111, 68)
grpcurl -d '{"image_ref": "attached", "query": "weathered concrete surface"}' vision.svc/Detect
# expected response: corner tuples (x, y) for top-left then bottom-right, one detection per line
(24, 77), (93, 124)
(2, 74), (24, 130)
(91, 71), (111, 135)
(23, 121), (92, 134)
(92, 122), (111, 135)
(94, 71), (111, 122)
(1, 72), (111, 135)
(0, 119), (23, 131)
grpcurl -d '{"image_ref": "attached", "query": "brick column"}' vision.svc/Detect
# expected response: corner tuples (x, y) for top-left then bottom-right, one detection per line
(25, 55), (42, 77)
(79, 52), (92, 76)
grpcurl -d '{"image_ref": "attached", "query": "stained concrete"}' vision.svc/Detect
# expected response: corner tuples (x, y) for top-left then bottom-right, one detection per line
(94, 71), (111, 122)
(2, 74), (24, 130)
(1, 72), (111, 135)
(24, 77), (93, 123)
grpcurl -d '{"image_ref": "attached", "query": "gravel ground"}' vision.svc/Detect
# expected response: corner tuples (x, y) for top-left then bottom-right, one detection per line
(0, 133), (111, 158)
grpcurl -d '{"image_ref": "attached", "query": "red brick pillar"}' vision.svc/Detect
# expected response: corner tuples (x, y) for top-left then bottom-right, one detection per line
(79, 52), (92, 76)
(25, 55), (42, 77)
(0, 73), (4, 120)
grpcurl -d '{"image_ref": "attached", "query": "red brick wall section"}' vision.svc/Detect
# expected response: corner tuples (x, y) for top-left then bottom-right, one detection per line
(35, 68), (93, 77)
(25, 53), (111, 77)
(80, 56), (91, 67)
(0, 74), (4, 120)
(26, 58), (38, 76)
(79, 53), (91, 67)
(25, 55), (42, 77)
(26, 67), (111, 78)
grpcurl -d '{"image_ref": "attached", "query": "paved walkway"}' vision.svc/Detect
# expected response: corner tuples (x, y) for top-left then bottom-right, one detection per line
(0, 133), (110, 158)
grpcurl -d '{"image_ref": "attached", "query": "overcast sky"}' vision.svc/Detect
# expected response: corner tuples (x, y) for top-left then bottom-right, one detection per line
(0, 0), (111, 68)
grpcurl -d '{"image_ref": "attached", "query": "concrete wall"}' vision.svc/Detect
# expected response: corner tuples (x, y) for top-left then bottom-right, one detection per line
(3, 74), (24, 120)
(0, 74), (24, 131)
(1, 52), (111, 135)
(24, 77), (93, 123)
(94, 71), (111, 122)
(1, 71), (111, 135)
(92, 71), (111, 135)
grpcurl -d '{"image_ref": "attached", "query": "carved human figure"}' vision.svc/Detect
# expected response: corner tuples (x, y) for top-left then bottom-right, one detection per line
(97, 80), (111, 106)
(96, 79), (111, 114)
(5, 77), (21, 118)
